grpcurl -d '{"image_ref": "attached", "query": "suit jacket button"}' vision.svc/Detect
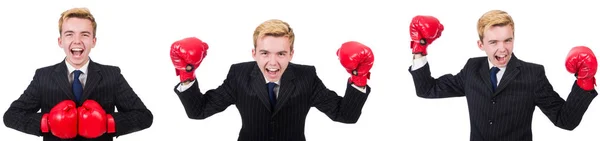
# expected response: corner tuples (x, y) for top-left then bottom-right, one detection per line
(489, 120), (493, 125)
(491, 99), (496, 104)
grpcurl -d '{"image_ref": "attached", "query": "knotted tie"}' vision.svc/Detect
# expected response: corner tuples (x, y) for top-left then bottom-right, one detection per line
(490, 67), (500, 92)
(73, 70), (83, 102)
(267, 82), (277, 109)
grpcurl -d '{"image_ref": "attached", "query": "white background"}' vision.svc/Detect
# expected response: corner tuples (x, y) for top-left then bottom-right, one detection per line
(0, 0), (598, 140)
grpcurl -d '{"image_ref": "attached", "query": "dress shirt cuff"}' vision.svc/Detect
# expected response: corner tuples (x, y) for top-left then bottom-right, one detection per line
(351, 84), (367, 93)
(177, 80), (196, 92)
(411, 56), (428, 71)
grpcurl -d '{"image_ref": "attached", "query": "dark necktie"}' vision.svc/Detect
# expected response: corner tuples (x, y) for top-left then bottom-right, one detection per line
(73, 70), (83, 102)
(490, 67), (500, 92)
(267, 82), (277, 109)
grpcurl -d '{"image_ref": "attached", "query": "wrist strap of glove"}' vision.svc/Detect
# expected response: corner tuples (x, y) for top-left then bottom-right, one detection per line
(41, 113), (49, 133)
(107, 114), (115, 133)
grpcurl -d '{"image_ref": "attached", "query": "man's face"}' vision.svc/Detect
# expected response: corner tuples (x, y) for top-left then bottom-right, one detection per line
(58, 17), (96, 68)
(252, 36), (293, 82)
(478, 25), (514, 68)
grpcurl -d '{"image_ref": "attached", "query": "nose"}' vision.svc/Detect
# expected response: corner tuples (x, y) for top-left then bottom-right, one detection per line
(267, 54), (278, 66)
(497, 42), (507, 53)
(72, 35), (83, 45)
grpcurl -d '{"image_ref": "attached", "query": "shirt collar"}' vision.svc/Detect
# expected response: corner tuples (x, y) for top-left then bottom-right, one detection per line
(487, 57), (510, 70)
(66, 59), (90, 75)
(265, 77), (280, 85)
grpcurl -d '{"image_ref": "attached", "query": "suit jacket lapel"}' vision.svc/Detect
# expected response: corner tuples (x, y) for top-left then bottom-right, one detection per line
(493, 54), (521, 96)
(250, 64), (273, 112)
(272, 65), (296, 116)
(81, 60), (101, 102)
(52, 60), (75, 100)
(478, 60), (494, 94)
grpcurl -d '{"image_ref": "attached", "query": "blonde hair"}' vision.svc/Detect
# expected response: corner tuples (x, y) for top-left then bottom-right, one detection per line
(477, 10), (514, 41)
(59, 7), (97, 37)
(253, 19), (295, 50)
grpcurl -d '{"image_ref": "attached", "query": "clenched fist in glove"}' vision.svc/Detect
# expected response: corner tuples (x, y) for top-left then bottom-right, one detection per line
(78, 100), (115, 138)
(565, 46), (597, 91)
(410, 15), (444, 56)
(170, 37), (209, 83)
(337, 41), (375, 87)
(41, 100), (78, 139)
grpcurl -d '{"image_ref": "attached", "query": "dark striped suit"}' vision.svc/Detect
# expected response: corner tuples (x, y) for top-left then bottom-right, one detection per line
(4, 59), (153, 141)
(409, 54), (597, 141)
(174, 61), (371, 141)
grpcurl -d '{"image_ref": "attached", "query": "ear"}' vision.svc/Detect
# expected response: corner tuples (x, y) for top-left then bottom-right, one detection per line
(58, 37), (63, 48)
(252, 48), (256, 59)
(477, 40), (484, 51)
(92, 37), (97, 48)
(289, 49), (294, 58)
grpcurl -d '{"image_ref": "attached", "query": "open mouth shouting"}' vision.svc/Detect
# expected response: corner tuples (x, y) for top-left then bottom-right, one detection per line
(71, 47), (85, 59)
(495, 54), (508, 65)
(266, 67), (280, 78)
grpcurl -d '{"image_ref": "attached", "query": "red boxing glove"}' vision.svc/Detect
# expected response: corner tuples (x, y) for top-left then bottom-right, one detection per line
(170, 37), (209, 83)
(337, 41), (375, 87)
(41, 100), (77, 139)
(410, 15), (444, 56)
(78, 100), (115, 138)
(565, 46), (597, 91)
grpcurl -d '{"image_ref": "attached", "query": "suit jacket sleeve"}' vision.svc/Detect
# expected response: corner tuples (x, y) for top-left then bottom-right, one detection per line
(173, 65), (237, 119)
(310, 66), (370, 123)
(3, 69), (44, 136)
(534, 66), (597, 130)
(111, 68), (154, 137)
(409, 62), (467, 98)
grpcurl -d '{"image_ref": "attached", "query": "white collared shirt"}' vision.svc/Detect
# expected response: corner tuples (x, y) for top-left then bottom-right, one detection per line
(487, 59), (507, 86)
(265, 79), (281, 97)
(66, 59), (90, 88)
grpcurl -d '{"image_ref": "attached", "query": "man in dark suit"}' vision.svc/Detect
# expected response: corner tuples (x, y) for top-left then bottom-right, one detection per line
(169, 19), (375, 141)
(408, 10), (597, 141)
(3, 7), (153, 141)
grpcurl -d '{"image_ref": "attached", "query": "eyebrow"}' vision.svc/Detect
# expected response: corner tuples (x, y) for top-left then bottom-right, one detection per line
(488, 37), (513, 43)
(63, 30), (92, 34)
(259, 50), (288, 54)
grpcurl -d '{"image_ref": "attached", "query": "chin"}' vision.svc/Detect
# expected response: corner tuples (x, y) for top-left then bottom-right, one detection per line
(267, 78), (280, 82)
(495, 61), (508, 67)
(69, 57), (86, 64)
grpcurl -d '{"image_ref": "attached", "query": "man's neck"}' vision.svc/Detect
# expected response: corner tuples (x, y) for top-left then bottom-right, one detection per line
(67, 60), (89, 69)
(265, 77), (281, 85)
(65, 58), (90, 74)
